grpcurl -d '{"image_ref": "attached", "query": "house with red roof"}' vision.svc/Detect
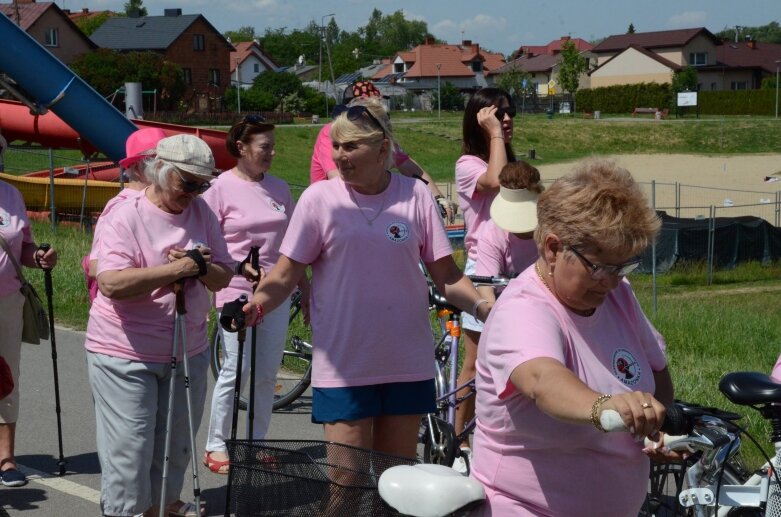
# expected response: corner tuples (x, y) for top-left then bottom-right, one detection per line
(230, 41), (279, 89)
(491, 36), (594, 96)
(371, 40), (506, 94)
(589, 27), (780, 90)
(0, 0), (97, 64)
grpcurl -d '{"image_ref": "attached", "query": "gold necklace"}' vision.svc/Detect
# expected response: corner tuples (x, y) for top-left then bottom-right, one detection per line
(348, 173), (391, 226)
(535, 262), (553, 294)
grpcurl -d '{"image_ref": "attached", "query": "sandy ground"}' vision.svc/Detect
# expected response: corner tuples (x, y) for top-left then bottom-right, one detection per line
(534, 153), (781, 219)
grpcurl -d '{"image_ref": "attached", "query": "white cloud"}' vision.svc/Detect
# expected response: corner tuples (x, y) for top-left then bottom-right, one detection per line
(667, 11), (707, 28)
(431, 14), (506, 44)
(401, 9), (426, 23)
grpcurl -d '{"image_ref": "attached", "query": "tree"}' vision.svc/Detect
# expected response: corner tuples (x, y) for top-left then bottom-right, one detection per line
(714, 21), (781, 43)
(557, 40), (588, 112)
(432, 81), (464, 111)
(123, 0), (147, 17)
(627, 23), (636, 34)
(252, 70), (304, 98)
(495, 64), (533, 108)
(224, 26), (255, 43)
(73, 12), (112, 36)
(671, 66), (698, 93)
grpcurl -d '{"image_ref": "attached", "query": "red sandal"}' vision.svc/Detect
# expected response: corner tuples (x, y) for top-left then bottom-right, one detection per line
(203, 451), (230, 474)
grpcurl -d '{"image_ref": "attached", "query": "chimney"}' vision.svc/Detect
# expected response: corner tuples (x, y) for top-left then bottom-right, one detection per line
(561, 36), (571, 41)
(164, 8), (182, 17)
(472, 43), (479, 54)
(62, 8), (70, 14)
(747, 39), (756, 49)
(462, 39), (472, 47)
(423, 35), (435, 45)
(82, 8), (89, 14)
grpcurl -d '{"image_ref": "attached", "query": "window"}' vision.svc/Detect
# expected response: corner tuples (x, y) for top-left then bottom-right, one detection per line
(471, 61), (483, 72)
(182, 68), (192, 85)
(688, 52), (707, 66)
(253, 63), (260, 73)
(730, 81), (747, 90)
(193, 34), (204, 51)
(44, 28), (59, 47)
(209, 69), (220, 86)
(393, 62), (404, 73)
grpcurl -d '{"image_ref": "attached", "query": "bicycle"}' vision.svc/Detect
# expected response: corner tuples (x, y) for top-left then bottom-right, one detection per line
(634, 371), (781, 517)
(210, 288), (312, 411)
(419, 274), (511, 473)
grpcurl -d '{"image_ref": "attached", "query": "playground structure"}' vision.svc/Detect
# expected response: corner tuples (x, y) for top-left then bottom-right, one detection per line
(0, 13), (236, 213)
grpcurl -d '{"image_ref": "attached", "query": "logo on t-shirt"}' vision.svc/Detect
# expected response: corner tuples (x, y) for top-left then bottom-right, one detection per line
(0, 208), (9, 228)
(385, 222), (409, 243)
(612, 348), (641, 386)
(269, 200), (285, 212)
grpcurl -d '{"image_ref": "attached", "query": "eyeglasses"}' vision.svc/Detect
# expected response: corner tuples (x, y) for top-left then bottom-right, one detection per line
(495, 107), (517, 120)
(173, 168), (211, 194)
(345, 105), (386, 138)
(568, 246), (641, 279)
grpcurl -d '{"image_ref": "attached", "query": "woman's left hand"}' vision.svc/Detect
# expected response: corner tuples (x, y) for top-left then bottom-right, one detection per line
(601, 391), (666, 442)
(643, 432), (689, 463)
(35, 246), (58, 269)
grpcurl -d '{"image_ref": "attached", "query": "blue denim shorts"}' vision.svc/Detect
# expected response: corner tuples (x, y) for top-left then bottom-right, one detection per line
(311, 379), (436, 423)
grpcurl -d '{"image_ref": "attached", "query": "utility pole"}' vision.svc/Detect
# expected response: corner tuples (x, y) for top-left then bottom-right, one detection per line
(235, 57), (241, 114)
(436, 63), (441, 118)
(775, 60), (780, 119)
(320, 13), (334, 116)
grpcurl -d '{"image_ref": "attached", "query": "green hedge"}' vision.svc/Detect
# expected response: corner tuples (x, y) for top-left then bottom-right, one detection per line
(576, 84), (778, 116)
(576, 83), (673, 113)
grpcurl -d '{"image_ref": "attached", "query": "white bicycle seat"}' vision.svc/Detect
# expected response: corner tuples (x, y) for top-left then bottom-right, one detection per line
(379, 463), (485, 517)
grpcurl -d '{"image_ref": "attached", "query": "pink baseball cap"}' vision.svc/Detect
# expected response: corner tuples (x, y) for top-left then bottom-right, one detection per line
(119, 127), (167, 168)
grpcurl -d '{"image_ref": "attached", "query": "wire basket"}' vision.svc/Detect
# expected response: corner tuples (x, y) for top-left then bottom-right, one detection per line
(640, 458), (690, 516)
(225, 439), (418, 516)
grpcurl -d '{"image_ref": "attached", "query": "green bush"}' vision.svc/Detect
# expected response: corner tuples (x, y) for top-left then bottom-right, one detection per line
(698, 89), (777, 116)
(576, 83), (673, 113)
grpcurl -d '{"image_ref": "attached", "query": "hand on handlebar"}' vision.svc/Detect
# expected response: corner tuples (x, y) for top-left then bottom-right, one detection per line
(642, 432), (690, 463)
(600, 391), (666, 442)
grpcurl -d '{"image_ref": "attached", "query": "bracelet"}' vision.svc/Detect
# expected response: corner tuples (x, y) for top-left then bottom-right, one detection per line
(590, 394), (613, 432)
(256, 303), (265, 325)
(490, 136), (504, 140)
(471, 298), (489, 320)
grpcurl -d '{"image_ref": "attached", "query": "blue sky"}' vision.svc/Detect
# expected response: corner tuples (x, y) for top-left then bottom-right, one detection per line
(74, 0), (778, 55)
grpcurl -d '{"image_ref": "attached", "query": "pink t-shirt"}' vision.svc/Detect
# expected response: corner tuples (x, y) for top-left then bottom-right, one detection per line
(202, 169), (294, 309)
(0, 182), (34, 296)
(88, 188), (143, 260)
(85, 193), (233, 363)
(280, 174), (452, 387)
(455, 155), (498, 261)
(309, 122), (410, 184)
(471, 269), (667, 516)
(771, 355), (781, 383)
(474, 219), (538, 286)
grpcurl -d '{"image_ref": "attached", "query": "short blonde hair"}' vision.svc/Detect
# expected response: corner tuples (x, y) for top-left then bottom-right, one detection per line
(330, 98), (395, 170)
(534, 158), (660, 257)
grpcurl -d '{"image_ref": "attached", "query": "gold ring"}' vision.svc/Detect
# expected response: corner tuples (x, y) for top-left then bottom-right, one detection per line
(641, 402), (652, 409)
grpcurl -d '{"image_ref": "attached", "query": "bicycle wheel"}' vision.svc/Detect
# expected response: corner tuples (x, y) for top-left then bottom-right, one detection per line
(421, 414), (457, 467)
(272, 290), (312, 410)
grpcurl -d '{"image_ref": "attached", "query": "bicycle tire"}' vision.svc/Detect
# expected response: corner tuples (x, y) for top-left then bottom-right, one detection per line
(422, 414), (457, 467)
(210, 291), (311, 412)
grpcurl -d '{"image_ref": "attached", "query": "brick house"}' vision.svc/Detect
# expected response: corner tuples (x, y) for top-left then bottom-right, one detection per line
(90, 8), (233, 111)
(0, 0), (97, 64)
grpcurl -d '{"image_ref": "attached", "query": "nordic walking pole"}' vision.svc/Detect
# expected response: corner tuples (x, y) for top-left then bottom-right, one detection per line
(220, 295), (248, 517)
(160, 279), (184, 515)
(177, 280), (201, 514)
(247, 246), (260, 440)
(37, 243), (66, 476)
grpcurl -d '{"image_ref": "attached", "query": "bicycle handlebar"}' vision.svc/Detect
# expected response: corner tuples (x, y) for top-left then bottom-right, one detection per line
(467, 274), (513, 287)
(600, 403), (689, 434)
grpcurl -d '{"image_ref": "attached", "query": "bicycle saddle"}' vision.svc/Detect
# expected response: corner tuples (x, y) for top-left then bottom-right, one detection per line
(379, 464), (484, 517)
(719, 371), (781, 406)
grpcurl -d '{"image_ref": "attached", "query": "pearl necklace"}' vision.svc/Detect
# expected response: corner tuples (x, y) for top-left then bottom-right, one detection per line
(348, 173), (391, 226)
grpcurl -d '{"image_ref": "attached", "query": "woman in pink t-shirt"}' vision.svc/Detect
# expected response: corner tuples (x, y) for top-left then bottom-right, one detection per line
(0, 180), (58, 488)
(453, 87), (517, 469)
(471, 159), (675, 516)
(86, 135), (233, 517)
(241, 102), (489, 460)
(202, 117), (307, 475)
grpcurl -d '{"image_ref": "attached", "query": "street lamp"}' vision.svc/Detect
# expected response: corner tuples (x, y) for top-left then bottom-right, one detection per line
(436, 63), (441, 118)
(775, 60), (780, 119)
(235, 57), (241, 114)
(319, 13), (335, 116)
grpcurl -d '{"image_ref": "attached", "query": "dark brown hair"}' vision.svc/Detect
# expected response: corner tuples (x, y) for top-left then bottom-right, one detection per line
(461, 87), (515, 162)
(225, 116), (275, 158)
(499, 161), (543, 193)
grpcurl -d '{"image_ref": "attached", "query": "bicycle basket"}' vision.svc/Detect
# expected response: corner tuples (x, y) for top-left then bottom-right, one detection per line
(225, 439), (418, 516)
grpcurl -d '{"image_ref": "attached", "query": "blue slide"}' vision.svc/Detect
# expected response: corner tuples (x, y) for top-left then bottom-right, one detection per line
(0, 13), (137, 162)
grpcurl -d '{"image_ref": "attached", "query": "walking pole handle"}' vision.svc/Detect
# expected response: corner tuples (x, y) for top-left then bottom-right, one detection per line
(37, 243), (54, 295)
(174, 279), (186, 315)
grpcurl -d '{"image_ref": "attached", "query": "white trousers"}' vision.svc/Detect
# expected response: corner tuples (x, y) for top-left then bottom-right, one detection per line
(205, 297), (290, 452)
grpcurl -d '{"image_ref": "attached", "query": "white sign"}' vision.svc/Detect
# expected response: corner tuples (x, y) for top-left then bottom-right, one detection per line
(559, 102), (571, 114)
(677, 91), (698, 107)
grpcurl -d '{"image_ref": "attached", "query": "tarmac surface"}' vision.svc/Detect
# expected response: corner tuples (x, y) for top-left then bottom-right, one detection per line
(1, 326), (320, 516)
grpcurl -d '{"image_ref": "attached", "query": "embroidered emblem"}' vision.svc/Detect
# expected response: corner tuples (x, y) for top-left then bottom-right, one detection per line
(385, 222), (409, 243)
(270, 200), (285, 212)
(612, 348), (641, 386)
(0, 209), (9, 228)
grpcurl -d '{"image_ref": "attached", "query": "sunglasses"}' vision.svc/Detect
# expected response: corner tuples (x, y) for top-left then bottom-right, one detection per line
(495, 107), (517, 120)
(345, 105), (386, 138)
(242, 114), (267, 125)
(568, 246), (641, 280)
(174, 168), (211, 194)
